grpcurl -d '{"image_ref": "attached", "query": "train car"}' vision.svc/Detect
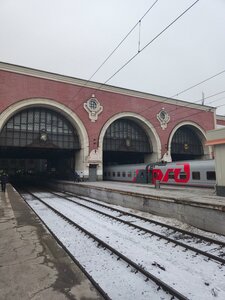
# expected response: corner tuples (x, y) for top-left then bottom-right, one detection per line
(104, 163), (147, 183)
(151, 159), (216, 188)
(104, 159), (216, 188)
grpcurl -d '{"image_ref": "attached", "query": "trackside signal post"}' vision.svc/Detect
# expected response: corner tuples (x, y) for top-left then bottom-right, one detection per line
(206, 128), (225, 197)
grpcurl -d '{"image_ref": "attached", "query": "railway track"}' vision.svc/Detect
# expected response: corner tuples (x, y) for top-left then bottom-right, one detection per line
(51, 190), (225, 265)
(20, 189), (187, 300)
(19, 188), (225, 299)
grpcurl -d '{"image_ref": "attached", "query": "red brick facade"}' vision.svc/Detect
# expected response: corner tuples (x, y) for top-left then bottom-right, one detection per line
(0, 62), (217, 178)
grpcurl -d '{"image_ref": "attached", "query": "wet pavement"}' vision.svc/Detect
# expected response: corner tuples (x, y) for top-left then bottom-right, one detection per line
(0, 185), (104, 300)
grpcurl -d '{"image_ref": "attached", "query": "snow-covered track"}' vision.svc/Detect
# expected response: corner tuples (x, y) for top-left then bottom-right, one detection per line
(52, 190), (225, 265)
(20, 189), (187, 300)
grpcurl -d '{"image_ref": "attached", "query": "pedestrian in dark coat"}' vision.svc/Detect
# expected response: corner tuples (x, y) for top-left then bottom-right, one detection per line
(1, 173), (8, 192)
(74, 171), (80, 182)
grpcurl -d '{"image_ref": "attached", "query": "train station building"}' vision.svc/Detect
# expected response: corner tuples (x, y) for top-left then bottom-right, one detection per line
(0, 62), (224, 181)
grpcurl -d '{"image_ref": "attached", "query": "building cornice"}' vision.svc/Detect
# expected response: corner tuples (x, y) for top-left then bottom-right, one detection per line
(0, 61), (215, 112)
(216, 115), (225, 121)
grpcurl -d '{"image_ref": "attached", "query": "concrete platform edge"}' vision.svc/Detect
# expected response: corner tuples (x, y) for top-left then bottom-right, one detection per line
(0, 185), (104, 300)
(49, 181), (225, 236)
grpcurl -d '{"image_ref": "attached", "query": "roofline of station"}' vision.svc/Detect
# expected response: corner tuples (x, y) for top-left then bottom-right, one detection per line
(216, 115), (225, 121)
(0, 61), (216, 113)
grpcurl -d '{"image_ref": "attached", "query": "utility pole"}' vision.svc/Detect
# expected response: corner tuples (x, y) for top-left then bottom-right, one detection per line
(202, 92), (205, 105)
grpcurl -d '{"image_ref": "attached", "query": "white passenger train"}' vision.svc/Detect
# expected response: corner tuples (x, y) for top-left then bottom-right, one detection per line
(103, 159), (216, 187)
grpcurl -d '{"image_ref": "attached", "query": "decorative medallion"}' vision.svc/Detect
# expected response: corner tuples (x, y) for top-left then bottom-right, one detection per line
(157, 108), (170, 130)
(84, 94), (103, 122)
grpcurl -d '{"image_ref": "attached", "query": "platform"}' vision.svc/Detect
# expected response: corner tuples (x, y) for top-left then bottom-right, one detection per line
(1, 182), (225, 299)
(0, 185), (104, 300)
(49, 180), (225, 236)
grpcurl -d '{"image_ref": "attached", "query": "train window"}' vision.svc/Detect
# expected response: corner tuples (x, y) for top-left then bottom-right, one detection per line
(117, 172), (120, 177)
(113, 172), (115, 177)
(108, 172), (111, 176)
(207, 171), (216, 180)
(127, 172), (131, 177)
(104, 171), (107, 177)
(179, 172), (187, 179)
(192, 172), (200, 180)
(122, 172), (126, 177)
(168, 172), (174, 179)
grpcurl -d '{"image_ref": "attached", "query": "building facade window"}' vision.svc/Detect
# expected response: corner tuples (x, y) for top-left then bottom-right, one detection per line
(0, 108), (80, 149)
(103, 119), (152, 153)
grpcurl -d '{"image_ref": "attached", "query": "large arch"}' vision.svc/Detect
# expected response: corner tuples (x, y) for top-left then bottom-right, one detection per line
(98, 112), (161, 177)
(167, 121), (211, 161)
(0, 98), (89, 175)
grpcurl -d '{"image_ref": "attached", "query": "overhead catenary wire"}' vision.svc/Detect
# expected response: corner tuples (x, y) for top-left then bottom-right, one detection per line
(208, 95), (225, 105)
(84, 0), (205, 120)
(120, 68), (225, 119)
(72, 0), (159, 100)
(216, 102), (225, 109)
(195, 89), (225, 103)
(89, 0), (159, 81)
(133, 87), (223, 125)
(92, 0), (200, 94)
(70, 0), (202, 126)
(171, 69), (225, 98)
(70, 0), (225, 121)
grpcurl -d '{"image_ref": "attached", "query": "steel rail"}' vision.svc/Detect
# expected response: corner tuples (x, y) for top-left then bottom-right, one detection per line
(61, 190), (225, 248)
(49, 190), (225, 265)
(18, 189), (111, 300)
(26, 190), (188, 300)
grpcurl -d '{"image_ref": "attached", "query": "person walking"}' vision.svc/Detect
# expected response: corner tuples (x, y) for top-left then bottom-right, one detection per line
(1, 172), (8, 192)
(74, 171), (80, 182)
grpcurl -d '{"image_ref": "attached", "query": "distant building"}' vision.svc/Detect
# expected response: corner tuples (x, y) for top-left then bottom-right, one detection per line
(206, 127), (225, 196)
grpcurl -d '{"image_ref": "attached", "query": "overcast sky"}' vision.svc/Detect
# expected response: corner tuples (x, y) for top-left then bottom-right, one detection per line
(0, 0), (225, 115)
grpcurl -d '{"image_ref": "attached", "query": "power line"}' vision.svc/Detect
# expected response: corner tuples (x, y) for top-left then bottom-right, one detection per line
(208, 95), (225, 105)
(70, 0), (205, 125)
(72, 0), (159, 100)
(132, 87), (225, 121)
(131, 88), (224, 125)
(71, 0), (200, 122)
(92, 0), (200, 94)
(171, 69), (225, 98)
(216, 102), (225, 109)
(192, 89), (225, 104)
(88, 0), (159, 81)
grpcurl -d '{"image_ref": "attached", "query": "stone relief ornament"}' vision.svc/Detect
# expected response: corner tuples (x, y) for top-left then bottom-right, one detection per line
(84, 95), (103, 122)
(157, 109), (170, 130)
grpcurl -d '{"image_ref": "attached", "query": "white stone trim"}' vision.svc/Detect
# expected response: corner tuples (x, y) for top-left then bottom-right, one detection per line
(83, 95), (103, 122)
(156, 109), (170, 130)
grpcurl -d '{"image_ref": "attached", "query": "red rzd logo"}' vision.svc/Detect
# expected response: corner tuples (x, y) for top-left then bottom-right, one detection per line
(152, 163), (190, 184)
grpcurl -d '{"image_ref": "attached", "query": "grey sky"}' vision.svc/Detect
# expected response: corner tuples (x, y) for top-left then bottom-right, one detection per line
(0, 0), (225, 115)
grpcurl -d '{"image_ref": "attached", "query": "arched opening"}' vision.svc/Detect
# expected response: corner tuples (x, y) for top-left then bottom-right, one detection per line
(103, 118), (153, 165)
(0, 107), (81, 180)
(170, 125), (205, 161)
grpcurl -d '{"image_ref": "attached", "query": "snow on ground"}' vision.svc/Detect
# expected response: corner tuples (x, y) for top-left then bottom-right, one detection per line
(26, 192), (225, 300)
(75, 193), (225, 244)
(25, 195), (173, 300)
(58, 194), (225, 256)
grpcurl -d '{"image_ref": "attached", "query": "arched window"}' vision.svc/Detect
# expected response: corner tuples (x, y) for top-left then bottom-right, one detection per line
(171, 126), (203, 159)
(0, 108), (80, 149)
(103, 119), (152, 153)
